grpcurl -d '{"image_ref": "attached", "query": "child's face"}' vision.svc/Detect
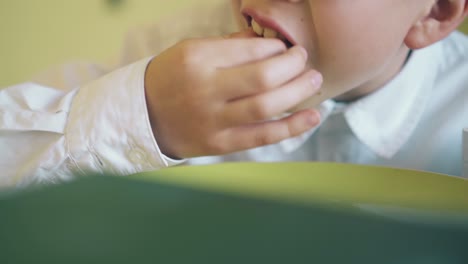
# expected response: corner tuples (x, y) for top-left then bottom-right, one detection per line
(231, 0), (433, 106)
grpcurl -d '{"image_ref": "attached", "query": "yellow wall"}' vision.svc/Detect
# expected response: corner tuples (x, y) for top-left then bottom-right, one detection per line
(0, 0), (219, 87)
(0, 1), (467, 87)
(461, 20), (468, 34)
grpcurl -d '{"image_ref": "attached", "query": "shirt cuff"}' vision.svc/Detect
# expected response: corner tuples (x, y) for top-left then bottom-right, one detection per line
(66, 57), (185, 176)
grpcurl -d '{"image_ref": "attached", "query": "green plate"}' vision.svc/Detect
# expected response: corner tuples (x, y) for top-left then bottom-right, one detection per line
(135, 162), (468, 215)
(1, 162), (467, 264)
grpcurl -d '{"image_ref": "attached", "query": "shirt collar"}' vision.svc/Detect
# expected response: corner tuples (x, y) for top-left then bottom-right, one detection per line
(278, 42), (443, 158)
(343, 43), (443, 158)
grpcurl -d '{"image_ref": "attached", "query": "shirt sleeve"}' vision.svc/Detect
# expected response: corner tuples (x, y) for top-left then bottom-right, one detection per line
(0, 57), (184, 188)
(463, 128), (468, 178)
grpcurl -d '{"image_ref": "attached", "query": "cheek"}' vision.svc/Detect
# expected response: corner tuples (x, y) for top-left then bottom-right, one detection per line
(309, 3), (410, 89)
(318, 28), (400, 87)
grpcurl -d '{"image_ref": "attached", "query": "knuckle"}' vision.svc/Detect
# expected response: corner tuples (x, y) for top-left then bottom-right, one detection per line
(253, 68), (272, 90)
(253, 130), (277, 147)
(248, 99), (272, 120)
(246, 41), (267, 58)
(254, 120), (302, 148)
(285, 117), (304, 137)
(204, 137), (228, 155)
(178, 39), (203, 64)
(285, 121), (296, 137)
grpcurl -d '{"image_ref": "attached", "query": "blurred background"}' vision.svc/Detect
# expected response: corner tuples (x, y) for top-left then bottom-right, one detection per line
(0, 0), (467, 87)
(0, 0), (219, 87)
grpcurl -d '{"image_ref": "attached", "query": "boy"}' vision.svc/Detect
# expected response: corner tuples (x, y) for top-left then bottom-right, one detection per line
(1, 0), (467, 187)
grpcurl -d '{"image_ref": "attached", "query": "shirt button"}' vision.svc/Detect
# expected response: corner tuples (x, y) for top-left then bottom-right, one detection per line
(129, 149), (147, 165)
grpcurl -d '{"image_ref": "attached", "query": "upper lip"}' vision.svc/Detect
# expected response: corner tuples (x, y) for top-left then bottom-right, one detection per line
(242, 8), (296, 46)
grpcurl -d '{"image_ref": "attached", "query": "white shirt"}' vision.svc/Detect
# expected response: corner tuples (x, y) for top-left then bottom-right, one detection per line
(1, 3), (467, 187)
(203, 34), (468, 177)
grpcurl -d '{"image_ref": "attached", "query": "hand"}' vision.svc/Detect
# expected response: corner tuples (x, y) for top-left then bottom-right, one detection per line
(144, 30), (323, 159)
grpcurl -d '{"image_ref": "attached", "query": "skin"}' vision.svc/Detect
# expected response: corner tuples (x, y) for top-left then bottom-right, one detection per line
(231, 0), (454, 105)
(145, 0), (468, 159)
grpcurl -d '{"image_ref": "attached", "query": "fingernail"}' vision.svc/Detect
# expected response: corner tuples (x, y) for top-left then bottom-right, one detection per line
(311, 72), (323, 87)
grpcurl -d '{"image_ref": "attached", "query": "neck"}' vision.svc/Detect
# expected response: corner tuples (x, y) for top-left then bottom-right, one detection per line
(292, 46), (412, 111)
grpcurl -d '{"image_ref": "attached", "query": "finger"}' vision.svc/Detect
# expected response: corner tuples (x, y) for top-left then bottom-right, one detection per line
(222, 70), (322, 125)
(224, 109), (321, 152)
(224, 28), (257, 39)
(218, 46), (308, 100)
(194, 37), (287, 68)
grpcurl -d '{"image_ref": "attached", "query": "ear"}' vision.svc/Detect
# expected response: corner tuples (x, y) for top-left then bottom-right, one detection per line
(405, 0), (468, 49)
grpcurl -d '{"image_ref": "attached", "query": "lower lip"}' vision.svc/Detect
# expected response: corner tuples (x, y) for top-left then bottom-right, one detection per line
(243, 9), (296, 47)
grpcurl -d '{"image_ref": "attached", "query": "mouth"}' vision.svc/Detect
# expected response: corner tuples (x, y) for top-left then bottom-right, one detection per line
(242, 9), (295, 49)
